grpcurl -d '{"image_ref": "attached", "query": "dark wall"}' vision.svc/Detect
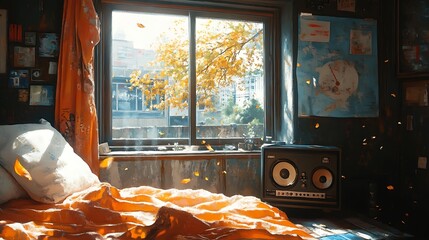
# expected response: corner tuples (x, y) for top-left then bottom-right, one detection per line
(0, 0), (63, 124)
(282, 0), (427, 237)
(290, 0), (399, 213)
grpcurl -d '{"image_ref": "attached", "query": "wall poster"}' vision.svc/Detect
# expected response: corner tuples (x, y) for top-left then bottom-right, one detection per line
(0, 9), (6, 73)
(297, 14), (378, 118)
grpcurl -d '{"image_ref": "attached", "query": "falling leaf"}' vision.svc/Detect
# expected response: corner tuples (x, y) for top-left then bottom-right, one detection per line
(391, 93), (396, 98)
(100, 157), (114, 169)
(14, 158), (32, 181)
(201, 140), (206, 144)
(297, 63), (301, 67)
(204, 177), (209, 181)
(306, 79), (311, 85)
(314, 123), (320, 129)
(205, 144), (214, 152)
(194, 171), (200, 177)
(387, 185), (394, 191)
(137, 23), (145, 28)
(181, 178), (191, 184)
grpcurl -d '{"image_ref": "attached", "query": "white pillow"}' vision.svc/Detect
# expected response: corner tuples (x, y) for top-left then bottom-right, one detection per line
(0, 119), (99, 203)
(0, 165), (27, 204)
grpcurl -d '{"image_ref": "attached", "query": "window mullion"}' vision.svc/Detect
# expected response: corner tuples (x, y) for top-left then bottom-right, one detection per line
(188, 12), (197, 145)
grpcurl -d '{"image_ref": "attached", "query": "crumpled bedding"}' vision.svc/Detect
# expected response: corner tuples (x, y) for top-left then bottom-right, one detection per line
(0, 182), (312, 239)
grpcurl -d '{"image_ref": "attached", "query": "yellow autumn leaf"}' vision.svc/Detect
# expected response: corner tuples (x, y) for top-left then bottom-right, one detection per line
(14, 158), (32, 181)
(194, 171), (200, 177)
(205, 144), (214, 152)
(136, 23), (145, 28)
(181, 178), (191, 184)
(100, 157), (114, 169)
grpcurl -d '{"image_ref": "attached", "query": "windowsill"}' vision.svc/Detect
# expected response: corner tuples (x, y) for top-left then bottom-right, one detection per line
(101, 149), (260, 156)
(99, 149), (261, 160)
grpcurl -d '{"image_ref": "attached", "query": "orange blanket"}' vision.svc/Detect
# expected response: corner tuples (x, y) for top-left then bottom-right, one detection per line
(0, 182), (312, 239)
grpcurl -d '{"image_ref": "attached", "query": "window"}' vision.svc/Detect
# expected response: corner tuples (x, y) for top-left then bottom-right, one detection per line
(99, 2), (276, 149)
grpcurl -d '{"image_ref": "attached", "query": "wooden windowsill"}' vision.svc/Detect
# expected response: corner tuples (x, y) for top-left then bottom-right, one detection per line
(100, 150), (261, 161)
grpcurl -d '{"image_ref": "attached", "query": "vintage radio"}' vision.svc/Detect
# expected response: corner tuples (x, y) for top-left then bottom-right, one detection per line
(261, 144), (341, 210)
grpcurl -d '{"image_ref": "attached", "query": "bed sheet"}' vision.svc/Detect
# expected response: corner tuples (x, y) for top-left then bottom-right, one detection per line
(0, 182), (313, 240)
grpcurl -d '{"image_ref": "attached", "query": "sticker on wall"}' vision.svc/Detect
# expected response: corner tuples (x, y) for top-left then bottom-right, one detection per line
(297, 14), (379, 118)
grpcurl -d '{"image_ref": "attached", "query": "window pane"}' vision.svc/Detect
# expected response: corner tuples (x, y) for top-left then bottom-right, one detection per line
(195, 18), (265, 140)
(111, 11), (189, 141)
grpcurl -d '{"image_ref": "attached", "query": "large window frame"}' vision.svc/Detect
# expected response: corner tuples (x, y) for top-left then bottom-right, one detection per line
(97, 1), (280, 149)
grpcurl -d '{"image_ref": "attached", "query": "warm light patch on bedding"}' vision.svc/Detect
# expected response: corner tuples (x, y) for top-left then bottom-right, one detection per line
(0, 182), (313, 239)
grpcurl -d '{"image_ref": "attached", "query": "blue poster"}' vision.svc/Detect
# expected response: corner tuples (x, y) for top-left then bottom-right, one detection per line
(297, 15), (378, 118)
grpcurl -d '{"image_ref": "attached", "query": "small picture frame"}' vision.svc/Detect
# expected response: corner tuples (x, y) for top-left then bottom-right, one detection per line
(31, 69), (42, 81)
(18, 89), (29, 103)
(13, 46), (35, 67)
(8, 69), (30, 88)
(39, 33), (59, 57)
(29, 85), (55, 106)
(24, 32), (36, 46)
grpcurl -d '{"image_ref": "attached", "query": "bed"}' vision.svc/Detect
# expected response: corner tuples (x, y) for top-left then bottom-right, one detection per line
(0, 120), (313, 239)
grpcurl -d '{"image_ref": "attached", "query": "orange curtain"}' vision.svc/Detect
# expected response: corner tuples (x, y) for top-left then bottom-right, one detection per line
(55, 0), (100, 175)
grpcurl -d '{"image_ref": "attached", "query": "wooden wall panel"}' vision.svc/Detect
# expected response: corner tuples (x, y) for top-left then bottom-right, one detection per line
(100, 160), (162, 189)
(163, 159), (223, 193)
(225, 156), (261, 197)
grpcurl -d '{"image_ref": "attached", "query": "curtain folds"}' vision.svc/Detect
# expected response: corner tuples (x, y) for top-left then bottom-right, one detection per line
(55, 0), (100, 175)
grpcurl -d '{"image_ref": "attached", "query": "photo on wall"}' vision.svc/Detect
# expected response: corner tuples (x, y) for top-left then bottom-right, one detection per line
(13, 46), (35, 67)
(8, 69), (30, 88)
(29, 85), (55, 106)
(24, 32), (37, 46)
(39, 33), (59, 57)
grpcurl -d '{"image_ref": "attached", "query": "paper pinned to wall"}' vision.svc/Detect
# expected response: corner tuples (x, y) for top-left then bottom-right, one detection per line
(299, 19), (330, 42)
(297, 15), (379, 118)
(337, 0), (356, 12)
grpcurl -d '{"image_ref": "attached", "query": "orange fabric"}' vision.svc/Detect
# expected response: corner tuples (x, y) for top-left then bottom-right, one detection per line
(0, 183), (312, 239)
(54, 0), (100, 175)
